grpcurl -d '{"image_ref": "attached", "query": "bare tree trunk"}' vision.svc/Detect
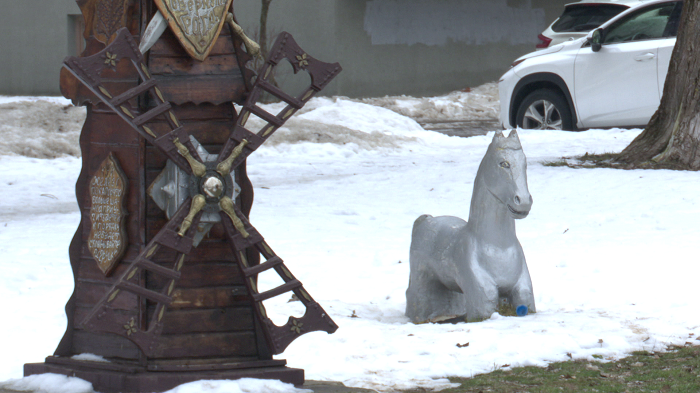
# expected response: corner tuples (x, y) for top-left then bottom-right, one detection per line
(259, 0), (273, 61)
(617, 0), (700, 169)
(257, 0), (278, 92)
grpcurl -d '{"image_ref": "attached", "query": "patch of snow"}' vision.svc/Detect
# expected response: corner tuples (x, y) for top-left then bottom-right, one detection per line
(359, 82), (499, 121)
(0, 101), (85, 158)
(0, 373), (93, 393)
(0, 375), (311, 393)
(1, 91), (699, 392)
(70, 354), (110, 363)
(164, 379), (311, 393)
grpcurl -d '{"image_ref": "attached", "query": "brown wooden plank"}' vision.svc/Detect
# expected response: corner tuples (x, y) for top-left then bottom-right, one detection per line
(73, 305), (139, 334)
(171, 103), (235, 121)
(147, 357), (280, 368)
(147, 262), (244, 289)
(151, 331), (258, 359)
(74, 280), (138, 310)
(204, 222), (230, 240)
(155, 74), (247, 106)
(46, 355), (143, 373)
(79, 243), (141, 266)
(152, 306), (255, 334)
(149, 54), (241, 77)
(61, 74), (141, 108)
(81, 113), (140, 145)
(71, 330), (141, 360)
(76, 253), (140, 282)
(150, 239), (236, 262)
(169, 286), (250, 309)
(145, 216), (170, 241)
(150, 29), (236, 58)
(145, 216), (232, 243)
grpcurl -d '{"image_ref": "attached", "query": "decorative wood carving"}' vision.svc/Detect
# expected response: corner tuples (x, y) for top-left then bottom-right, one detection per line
(154, 0), (233, 61)
(62, 28), (341, 358)
(95, 0), (131, 44)
(25, 1), (341, 391)
(88, 153), (128, 275)
(77, 0), (132, 45)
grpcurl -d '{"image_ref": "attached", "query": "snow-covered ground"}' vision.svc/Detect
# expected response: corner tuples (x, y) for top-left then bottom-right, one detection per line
(1, 87), (699, 393)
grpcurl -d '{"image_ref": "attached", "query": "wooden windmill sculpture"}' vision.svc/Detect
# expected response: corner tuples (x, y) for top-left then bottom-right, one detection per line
(24, 1), (340, 392)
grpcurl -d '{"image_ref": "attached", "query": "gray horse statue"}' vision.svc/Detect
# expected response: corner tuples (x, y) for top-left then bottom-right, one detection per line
(406, 130), (535, 323)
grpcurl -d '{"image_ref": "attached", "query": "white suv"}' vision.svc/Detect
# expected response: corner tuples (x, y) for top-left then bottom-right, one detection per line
(500, 0), (682, 131)
(537, 0), (653, 49)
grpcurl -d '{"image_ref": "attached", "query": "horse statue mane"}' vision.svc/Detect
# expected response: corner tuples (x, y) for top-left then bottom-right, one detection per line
(406, 130), (535, 323)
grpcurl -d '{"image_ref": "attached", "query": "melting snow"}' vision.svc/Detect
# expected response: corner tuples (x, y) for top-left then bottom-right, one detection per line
(1, 85), (698, 392)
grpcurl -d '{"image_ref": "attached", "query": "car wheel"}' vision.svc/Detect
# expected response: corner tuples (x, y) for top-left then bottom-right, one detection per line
(516, 89), (573, 131)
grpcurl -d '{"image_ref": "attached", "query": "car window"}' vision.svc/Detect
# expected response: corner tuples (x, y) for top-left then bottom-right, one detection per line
(552, 4), (628, 33)
(662, 2), (684, 37)
(604, 3), (677, 44)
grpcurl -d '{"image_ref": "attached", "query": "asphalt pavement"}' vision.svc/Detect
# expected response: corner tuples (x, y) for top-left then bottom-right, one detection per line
(418, 119), (500, 138)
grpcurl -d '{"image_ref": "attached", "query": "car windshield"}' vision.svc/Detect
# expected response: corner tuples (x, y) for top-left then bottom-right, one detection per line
(551, 4), (628, 32)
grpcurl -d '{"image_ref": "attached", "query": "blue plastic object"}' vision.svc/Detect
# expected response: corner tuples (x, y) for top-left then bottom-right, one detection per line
(516, 305), (528, 317)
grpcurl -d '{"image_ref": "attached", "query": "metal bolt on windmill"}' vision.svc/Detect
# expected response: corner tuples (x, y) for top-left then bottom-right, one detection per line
(24, 1), (341, 392)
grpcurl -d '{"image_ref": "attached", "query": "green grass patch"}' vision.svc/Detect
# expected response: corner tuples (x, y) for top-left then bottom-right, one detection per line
(495, 302), (517, 317)
(401, 344), (700, 393)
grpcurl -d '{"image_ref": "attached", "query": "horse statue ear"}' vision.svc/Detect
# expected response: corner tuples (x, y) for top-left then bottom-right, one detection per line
(508, 129), (520, 139)
(493, 131), (505, 140)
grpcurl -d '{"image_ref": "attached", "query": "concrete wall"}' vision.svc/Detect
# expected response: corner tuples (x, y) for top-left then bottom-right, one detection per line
(235, 0), (570, 98)
(0, 0), (569, 97)
(0, 0), (81, 96)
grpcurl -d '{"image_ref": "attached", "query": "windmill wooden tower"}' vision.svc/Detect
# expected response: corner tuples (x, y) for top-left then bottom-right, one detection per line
(24, 1), (340, 392)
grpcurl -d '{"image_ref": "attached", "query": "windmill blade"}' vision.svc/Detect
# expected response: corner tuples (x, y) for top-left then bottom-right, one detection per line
(218, 197), (338, 355)
(215, 32), (342, 177)
(80, 196), (206, 356)
(62, 28), (205, 178)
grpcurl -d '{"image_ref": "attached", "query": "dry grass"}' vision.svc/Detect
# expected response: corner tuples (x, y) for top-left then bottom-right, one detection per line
(402, 344), (700, 393)
(542, 152), (698, 171)
(0, 100), (85, 158)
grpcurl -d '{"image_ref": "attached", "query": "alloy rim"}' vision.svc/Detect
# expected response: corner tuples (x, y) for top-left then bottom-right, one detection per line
(523, 99), (563, 130)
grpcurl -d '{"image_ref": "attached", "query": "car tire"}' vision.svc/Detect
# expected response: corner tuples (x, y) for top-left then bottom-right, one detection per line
(516, 89), (574, 131)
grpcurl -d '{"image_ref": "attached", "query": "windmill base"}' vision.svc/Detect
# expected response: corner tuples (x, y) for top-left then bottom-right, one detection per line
(24, 357), (304, 393)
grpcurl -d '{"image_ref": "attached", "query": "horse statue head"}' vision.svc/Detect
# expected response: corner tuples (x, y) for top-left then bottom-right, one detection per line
(475, 130), (533, 219)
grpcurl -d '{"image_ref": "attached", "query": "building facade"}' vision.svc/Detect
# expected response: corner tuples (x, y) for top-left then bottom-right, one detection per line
(0, 0), (568, 98)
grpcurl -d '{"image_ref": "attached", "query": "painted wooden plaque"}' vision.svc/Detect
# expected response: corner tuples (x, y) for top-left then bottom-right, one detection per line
(154, 0), (233, 61)
(87, 153), (128, 275)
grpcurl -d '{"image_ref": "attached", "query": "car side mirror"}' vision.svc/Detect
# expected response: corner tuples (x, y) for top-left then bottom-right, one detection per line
(588, 29), (603, 52)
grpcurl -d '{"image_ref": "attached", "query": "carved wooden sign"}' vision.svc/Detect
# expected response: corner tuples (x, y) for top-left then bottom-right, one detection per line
(91, 0), (131, 45)
(155, 0), (233, 61)
(88, 153), (128, 275)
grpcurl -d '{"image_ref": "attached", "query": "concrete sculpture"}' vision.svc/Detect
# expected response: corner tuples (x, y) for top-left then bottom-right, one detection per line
(406, 130), (535, 323)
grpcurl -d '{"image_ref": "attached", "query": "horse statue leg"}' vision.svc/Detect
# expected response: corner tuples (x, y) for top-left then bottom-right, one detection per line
(507, 256), (536, 314)
(406, 215), (471, 323)
(455, 243), (500, 322)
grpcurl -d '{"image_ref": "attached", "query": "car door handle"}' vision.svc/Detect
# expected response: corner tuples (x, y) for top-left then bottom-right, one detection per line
(634, 53), (656, 61)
